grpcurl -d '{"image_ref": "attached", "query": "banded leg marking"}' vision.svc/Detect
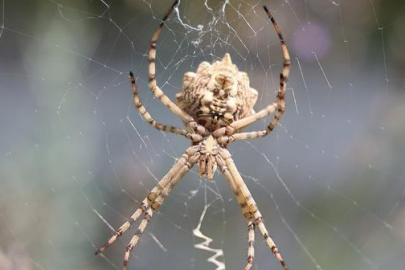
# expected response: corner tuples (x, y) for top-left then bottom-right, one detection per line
(130, 72), (194, 139)
(214, 6), (291, 139)
(122, 151), (199, 270)
(146, 0), (207, 136)
(245, 220), (256, 270)
(96, 149), (196, 255)
(219, 149), (289, 270)
(217, 154), (256, 270)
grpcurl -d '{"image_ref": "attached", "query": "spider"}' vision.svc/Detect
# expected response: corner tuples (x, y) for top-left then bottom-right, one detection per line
(96, 1), (291, 270)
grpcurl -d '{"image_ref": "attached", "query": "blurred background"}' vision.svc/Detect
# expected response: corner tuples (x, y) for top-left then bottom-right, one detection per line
(1, 0), (405, 269)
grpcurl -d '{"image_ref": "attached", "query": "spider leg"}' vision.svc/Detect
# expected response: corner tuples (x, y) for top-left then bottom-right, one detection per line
(122, 152), (197, 270)
(218, 148), (289, 270)
(216, 154), (256, 270)
(96, 146), (199, 255)
(147, 0), (207, 136)
(214, 6), (290, 140)
(130, 72), (202, 143)
(122, 205), (157, 270)
(245, 220), (256, 270)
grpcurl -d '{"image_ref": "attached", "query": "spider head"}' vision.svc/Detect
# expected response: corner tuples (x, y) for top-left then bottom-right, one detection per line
(176, 54), (258, 132)
(198, 135), (219, 180)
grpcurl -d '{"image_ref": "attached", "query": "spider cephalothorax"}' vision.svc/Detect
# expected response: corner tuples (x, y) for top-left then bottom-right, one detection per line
(176, 53), (258, 132)
(96, 1), (291, 270)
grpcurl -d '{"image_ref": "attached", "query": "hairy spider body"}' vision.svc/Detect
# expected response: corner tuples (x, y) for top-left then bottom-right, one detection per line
(176, 53), (258, 132)
(96, 1), (291, 270)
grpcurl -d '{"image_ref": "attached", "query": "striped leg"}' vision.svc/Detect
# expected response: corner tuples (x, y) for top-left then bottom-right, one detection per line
(216, 154), (256, 270)
(122, 150), (199, 270)
(147, 0), (207, 136)
(214, 5), (290, 140)
(245, 220), (255, 270)
(96, 147), (198, 255)
(219, 149), (289, 270)
(123, 190), (166, 270)
(123, 207), (155, 270)
(130, 72), (202, 143)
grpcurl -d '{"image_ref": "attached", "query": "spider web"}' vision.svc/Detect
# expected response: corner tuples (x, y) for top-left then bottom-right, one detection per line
(1, 0), (405, 270)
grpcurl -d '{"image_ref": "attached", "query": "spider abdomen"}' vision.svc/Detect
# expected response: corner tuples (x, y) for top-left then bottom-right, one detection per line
(176, 54), (258, 132)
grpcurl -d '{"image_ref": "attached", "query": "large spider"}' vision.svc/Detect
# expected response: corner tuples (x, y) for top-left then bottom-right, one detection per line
(96, 1), (291, 270)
